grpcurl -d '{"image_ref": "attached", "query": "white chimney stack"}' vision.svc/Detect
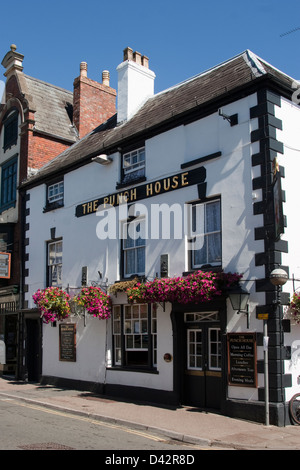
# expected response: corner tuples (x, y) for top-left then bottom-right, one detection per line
(117, 47), (155, 123)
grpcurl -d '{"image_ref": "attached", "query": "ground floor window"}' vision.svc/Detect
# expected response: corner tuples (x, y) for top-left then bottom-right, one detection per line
(112, 303), (157, 368)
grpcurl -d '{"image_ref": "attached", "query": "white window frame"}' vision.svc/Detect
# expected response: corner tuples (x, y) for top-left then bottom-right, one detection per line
(48, 240), (62, 287)
(189, 199), (221, 269)
(113, 305), (122, 365)
(187, 328), (203, 370)
(122, 218), (146, 277)
(123, 147), (145, 175)
(124, 304), (148, 352)
(112, 304), (157, 368)
(208, 327), (221, 371)
(48, 181), (64, 204)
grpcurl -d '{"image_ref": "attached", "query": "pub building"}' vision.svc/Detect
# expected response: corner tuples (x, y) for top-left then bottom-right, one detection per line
(21, 48), (300, 426)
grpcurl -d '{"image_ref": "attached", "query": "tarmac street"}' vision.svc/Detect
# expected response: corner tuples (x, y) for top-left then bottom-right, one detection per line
(0, 377), (299, 450)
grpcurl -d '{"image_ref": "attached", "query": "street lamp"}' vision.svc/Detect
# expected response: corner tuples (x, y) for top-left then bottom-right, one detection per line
(270, 268), (288, 288)
(228, 285), (250, 328)
(263, 268), (288, 426)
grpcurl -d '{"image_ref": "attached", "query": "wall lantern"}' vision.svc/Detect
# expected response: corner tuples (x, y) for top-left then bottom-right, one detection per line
(92, 154), (113, 165)
(228, 285), (250, 328)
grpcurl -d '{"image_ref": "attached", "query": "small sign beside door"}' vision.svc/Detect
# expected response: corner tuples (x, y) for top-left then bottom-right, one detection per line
(59, 323), (76, 362)
(227, 333), (257, 387)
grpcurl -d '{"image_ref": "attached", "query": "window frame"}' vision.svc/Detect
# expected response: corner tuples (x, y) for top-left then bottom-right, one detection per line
(0, 155), (18, 212)
(122, 217), (146, 278)
(188, 198), (222, 270)
(120, 146), (146, 186)
(3, 110), (18, 151)
(47, 239), (63, 287)
(44, 178), (64, 212)
(112, 303), (157, 370)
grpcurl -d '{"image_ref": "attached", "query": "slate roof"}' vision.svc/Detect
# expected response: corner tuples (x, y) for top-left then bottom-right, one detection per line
(21, 50), (295, 188)
(17, 73), (77, 143)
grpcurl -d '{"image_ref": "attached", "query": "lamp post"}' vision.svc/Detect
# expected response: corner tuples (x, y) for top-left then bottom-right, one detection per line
(264, 268), (288, 426)
(228, 285), (250, 328)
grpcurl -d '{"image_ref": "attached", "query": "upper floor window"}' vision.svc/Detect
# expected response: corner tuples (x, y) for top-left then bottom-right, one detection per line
(44, 179), (64, 211)
(3, 110), (18, 151)
(188, 199), (221, 269)
(47, 240), (62, 287)
(48, 181), (64, 204)
(122, 218), (146, 278)
(0, 156), (18, 212)
(122, 147), (145, 185)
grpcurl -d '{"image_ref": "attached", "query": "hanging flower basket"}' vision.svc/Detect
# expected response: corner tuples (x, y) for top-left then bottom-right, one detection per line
(108, 277), (140, 296)
(76, 286), (112, 319)
(289, 292), (300, 324)
(127, 270), (242, 305)
(32, 287), (71, 324)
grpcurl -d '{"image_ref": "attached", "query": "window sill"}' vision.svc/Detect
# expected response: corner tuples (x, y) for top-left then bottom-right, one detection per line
(3, 141), (18, 153)
(0, 202), (16, 213)
(107, 366), (158, 374)
(43, 202), (64, 213)
(116, 176), (146, 190)
(183, 266), (222, 276)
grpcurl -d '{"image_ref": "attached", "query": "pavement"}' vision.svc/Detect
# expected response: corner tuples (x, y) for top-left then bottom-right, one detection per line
(0, 376), (299, 450)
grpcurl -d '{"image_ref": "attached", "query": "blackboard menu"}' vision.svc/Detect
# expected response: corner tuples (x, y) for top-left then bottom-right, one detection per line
(59, 324), (76, 362)
(227, 333), (257, 387)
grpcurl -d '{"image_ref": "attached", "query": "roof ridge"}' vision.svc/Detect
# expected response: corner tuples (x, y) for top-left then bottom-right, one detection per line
(249, 52), (297, 82)
(242, 50), (267, 77)
(153, 50), (257, 98)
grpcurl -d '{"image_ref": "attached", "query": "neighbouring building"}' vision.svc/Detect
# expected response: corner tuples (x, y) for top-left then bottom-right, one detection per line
(0, 44), (116, 380)
(21, 47), (300, 425)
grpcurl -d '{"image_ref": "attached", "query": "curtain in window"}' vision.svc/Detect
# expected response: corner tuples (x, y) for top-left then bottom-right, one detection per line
(191, 200), (221, 267)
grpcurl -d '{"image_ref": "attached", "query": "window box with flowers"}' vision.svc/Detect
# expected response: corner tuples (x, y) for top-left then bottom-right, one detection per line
(126, 270), (242, 305)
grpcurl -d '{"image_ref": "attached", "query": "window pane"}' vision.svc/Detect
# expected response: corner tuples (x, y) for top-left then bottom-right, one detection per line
(136, 247), (145, 273)
(125, 250), (135, 275)
(206, 201), (220, 232)
(193, 236), (207, 266)
(207, 233), (221, 263)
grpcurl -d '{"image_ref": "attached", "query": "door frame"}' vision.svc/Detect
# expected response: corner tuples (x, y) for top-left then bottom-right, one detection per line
(171, 298), (227, 410)
(25, 315), (42, 382)
(184, 321), (222, 408)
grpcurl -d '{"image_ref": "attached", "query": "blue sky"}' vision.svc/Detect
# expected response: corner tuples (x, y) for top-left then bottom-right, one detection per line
(1, 0), (300, 99)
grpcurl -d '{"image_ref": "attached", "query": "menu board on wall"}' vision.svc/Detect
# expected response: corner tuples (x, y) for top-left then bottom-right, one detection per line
(0, 252), (11, 279)
(227, 333), (257, 387)
(59, 323), (76, 362)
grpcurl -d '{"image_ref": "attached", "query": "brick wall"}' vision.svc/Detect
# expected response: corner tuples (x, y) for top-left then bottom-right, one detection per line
(28, 133), (70, 171)
(73, 76), (116, 138)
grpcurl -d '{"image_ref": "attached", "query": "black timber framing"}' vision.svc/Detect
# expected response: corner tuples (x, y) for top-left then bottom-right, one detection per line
(250, 88), (292, 424)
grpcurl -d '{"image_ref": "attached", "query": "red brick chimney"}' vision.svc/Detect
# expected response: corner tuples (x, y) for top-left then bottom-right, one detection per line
(73, 62), (116, 138)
